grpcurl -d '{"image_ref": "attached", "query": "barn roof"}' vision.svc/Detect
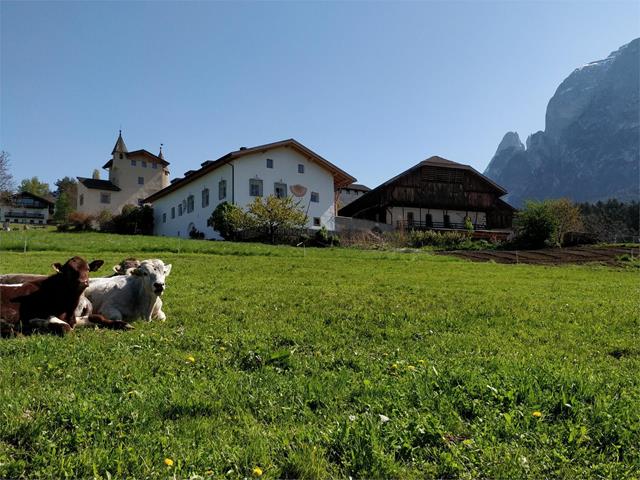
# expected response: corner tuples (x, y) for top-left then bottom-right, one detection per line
(339, 155), (512, 217)
(144, 138), (356, 203)
(77, 177), (121, 191)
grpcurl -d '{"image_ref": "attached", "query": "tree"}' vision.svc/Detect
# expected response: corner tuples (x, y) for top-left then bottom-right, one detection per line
(0, 151), (14, 196)
(244, 195), (308, 243)
(53, 176), (78, 223)
(19, 176), (50, 198)
(547, 198), (583, 247)
(53, 192), (73, 223)
(514, 200), (556, 249)
(55, 177), (78, 210)
(207, 201), (244, 240)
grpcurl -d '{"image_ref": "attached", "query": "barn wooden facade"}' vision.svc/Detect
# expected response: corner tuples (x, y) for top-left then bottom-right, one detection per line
(339, 156), (514, 232)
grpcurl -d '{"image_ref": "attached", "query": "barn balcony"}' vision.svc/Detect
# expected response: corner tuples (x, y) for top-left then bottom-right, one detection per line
(5, 211), (46, 220)
(396, 219), (487, 231)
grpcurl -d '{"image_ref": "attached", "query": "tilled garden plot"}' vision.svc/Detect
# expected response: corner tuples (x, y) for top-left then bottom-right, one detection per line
(440, 245), (639, 265)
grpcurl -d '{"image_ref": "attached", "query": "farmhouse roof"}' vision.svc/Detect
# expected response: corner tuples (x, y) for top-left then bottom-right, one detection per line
(143, 138), (357, 203)
(342, 183), (371, 192)
(77, 177), (122, 192)
(12, 191), (55, 206)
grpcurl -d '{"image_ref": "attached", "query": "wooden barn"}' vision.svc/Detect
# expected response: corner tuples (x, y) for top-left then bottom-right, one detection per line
(338, 156), (514, 235)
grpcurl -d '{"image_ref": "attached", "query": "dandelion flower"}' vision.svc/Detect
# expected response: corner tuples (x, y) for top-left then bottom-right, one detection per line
(532, 411), (542, 418)
(390, 363), (398, 370)
(186, 355), (196, 363)
(164, 458), (174, 467)
(407, 365), (416, 372)
(252, 466), (263, 477)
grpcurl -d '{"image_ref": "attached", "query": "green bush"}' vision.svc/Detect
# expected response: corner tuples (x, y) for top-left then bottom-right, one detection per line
(513, 201), (556, 248)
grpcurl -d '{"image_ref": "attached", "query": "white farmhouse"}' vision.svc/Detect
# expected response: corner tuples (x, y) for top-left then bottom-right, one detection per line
(0, 192), (55, 226)
(76, 131), (170, 216)
(144, 139), (356, 239)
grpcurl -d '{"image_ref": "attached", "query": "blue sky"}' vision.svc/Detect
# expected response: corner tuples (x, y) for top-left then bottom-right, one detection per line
(1, 1), (638, 192)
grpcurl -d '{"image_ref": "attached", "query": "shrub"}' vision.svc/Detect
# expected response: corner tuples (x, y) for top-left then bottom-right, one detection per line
(189, 226), (205, 239)
(407, 230), (467, 249)
(207, 202), (243, 240)
(102, 205), (154, 235)
(65, 212), (95, 232)
(513, 201), (556, 248)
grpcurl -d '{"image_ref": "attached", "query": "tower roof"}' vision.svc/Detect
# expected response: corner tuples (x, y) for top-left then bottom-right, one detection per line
(158, 144), (164, 160)
(111, 130), (128, 154)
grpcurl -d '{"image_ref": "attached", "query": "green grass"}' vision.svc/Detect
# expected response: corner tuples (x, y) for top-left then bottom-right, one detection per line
(0, 230), (638, 479)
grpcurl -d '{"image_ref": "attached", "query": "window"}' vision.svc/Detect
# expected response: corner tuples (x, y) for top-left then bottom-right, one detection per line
(119, 153), (123, 159)
(171, 207), (175, 219)
(313, 217), (321, 226)
(178, 204), (183, 216)
(250, 178), (263, 197)
(162, 213), (167, 223)
(274, 182), (287, 199)
(266, 158), (274, 169)
(79, 194), (84, 206)
(137, 199), (144, 206)
(202, 188), (210, 208)
(298, 164), (305, 174)
(219, 180), (227, 200)
(310, 191), (319, 203)
(100, 193), (111, 204)
(443, 214), (450, 228)
(152, 162), (157, 169)
(407, 211), (414, 225)
(142, 161), (147, 168)
(138, 176), (144, 185)
(187, 195), (194, 213)
(131, 159), (136, 166)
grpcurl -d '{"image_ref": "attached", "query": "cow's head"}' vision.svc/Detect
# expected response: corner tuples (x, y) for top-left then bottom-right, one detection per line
(53, 256), (104, 292)
(112, 258), (141, 275)
(132, 259), (172, 296)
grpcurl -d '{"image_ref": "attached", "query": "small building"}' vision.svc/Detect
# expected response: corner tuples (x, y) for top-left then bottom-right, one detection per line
(337, 183), (371, 209)
(0, 191), (55, 225)
(76, 131), (170, 216)
(144, 139), (356, 239)
(339, 156), (514, 235)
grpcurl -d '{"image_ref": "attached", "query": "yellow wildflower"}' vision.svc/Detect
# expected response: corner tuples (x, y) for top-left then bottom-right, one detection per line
(186, 355), (196, 363)
(252, 466), (263, 477)
(407, 365), (416, 372)
(532, 411), (542, 418)
(164, 458), (174, 467)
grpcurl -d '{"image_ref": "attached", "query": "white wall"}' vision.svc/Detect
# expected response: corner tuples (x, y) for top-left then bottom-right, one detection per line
(152, 146), (337, 239)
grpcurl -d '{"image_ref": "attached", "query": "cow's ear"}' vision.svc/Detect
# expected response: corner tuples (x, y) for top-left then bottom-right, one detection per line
(131, 268), (143, 276)
(52, 263), (63, 272)
(112, 265), (122, 274)
(164, 264), (172, 276)
(89, 260), (104, 272)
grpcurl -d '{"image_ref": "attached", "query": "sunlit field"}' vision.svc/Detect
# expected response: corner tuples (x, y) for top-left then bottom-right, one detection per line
(0, 230), (638, 479)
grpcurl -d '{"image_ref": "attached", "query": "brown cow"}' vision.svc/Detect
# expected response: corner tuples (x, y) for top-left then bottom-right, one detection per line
(0, 256), (130, 336)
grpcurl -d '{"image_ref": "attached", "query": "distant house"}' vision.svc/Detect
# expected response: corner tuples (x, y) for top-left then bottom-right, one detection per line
(144, 139), (356, 239)
(76, 131), (170, 216)
(337, 183), (371, 209)
(0, 192), (55, 225)
(339, 156), (514, 235)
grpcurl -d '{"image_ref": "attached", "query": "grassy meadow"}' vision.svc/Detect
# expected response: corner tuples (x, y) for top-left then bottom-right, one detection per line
(0, 230), (638, 479)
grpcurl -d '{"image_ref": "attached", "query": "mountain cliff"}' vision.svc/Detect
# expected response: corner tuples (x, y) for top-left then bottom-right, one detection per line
(484, 38), (640, 207)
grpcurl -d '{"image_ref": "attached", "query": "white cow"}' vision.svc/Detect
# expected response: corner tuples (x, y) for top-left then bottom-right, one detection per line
(84, 259), (172, 322)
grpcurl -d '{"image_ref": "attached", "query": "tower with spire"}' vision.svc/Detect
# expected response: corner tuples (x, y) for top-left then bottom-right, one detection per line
(76, 131), (171, 216)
